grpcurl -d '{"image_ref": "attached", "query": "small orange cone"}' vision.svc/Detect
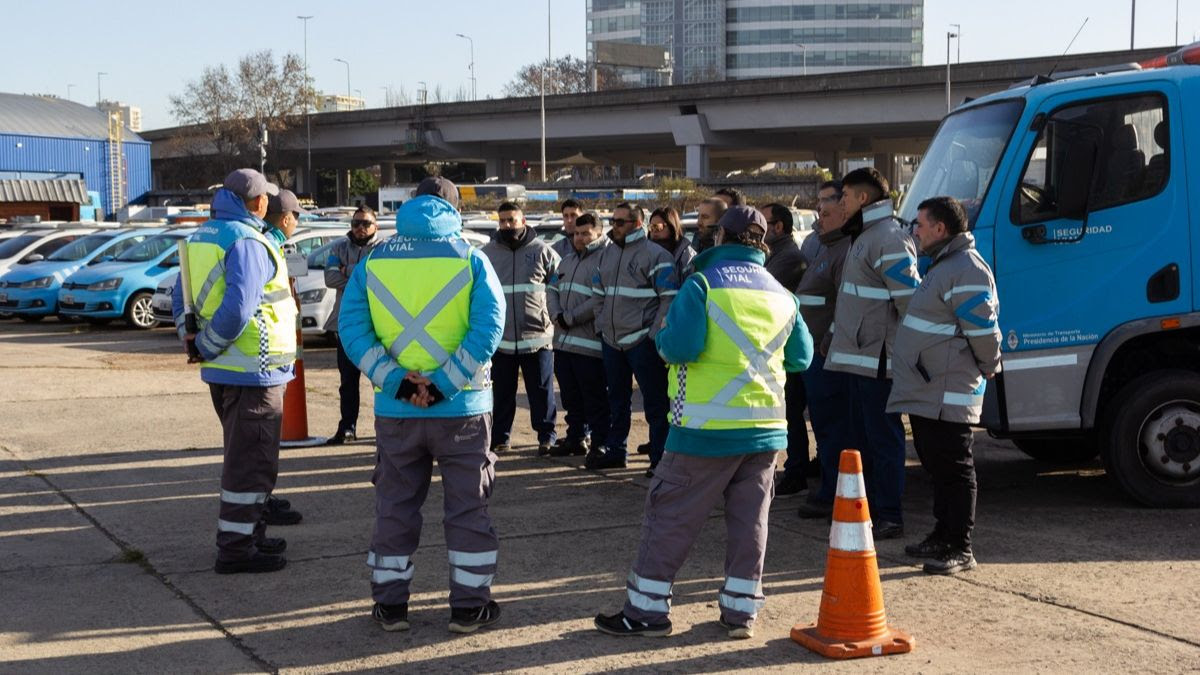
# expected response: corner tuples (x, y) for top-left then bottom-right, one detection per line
(281, 279), (326, 447)
(791, 449), (914, 659)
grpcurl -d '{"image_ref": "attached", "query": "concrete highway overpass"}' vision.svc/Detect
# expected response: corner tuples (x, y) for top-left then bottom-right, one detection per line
(144, 47), (1167, 189)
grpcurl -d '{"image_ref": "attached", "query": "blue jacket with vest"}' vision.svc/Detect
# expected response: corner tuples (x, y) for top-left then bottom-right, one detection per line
(655, 244), (813, 457)
(172, 188), (295, 388)
(338, 195), (504, 419)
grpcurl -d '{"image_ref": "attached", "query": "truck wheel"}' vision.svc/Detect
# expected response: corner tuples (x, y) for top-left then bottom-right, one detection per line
(1102, 370), (1200, 507)
(124, 292), (158, 330)
(1014, 437), (1100, 463)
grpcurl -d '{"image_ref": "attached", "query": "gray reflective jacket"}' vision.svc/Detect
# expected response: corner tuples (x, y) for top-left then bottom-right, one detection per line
(324, 232), (383, 332)
(547, 236), (608, 357)
(794, 228), (851, 357)
(591, 226), (677, 351)
(482, 227), (560, 354)
(826, 199), (920, 379)
(887, 232), (1001, 423)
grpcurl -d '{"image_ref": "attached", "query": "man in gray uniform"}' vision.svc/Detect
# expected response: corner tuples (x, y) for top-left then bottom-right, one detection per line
(888, 196), (1000, 575)
(482, 201), (560, 455)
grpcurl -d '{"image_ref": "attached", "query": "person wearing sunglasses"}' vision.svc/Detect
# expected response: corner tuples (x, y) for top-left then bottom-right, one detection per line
(324, 206), (383, 445)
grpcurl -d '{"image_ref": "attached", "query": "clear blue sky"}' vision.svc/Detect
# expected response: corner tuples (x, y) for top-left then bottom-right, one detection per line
(1, 0), (1195, 131)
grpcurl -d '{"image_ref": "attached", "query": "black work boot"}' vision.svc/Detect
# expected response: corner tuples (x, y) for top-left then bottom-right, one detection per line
(264, 496), (303, 526)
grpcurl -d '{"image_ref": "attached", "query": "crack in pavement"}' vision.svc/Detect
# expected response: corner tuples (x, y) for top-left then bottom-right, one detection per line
(0, 445), (279, 675)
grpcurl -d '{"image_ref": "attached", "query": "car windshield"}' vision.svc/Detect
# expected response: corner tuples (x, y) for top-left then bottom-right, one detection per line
(898, 99), (1025, 226)
(307, 241), (337, 270)
(48, 233), (115, 261)
(117, 234), (183, 262)
(0, 234), (40, 258)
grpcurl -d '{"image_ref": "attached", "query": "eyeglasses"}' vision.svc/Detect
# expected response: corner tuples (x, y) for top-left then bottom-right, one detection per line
(611, 218), (630, 227)
(350, 219), (375, 228)
(648, 221), (667, 230)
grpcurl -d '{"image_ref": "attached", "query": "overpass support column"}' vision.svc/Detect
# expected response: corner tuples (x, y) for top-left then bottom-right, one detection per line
(874, 153), (897, 189)
(486, 157), (509, 181)
(685, 145), (710, 180)
(380, 162), (397, 186)
(816, 150), (843, 179)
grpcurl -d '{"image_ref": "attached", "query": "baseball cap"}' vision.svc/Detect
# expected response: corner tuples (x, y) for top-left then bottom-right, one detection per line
(716, 205), (768, 235)
(416, 176), (459, 209)
(223, 168), (279, 200)
(267, 189), (308, 216)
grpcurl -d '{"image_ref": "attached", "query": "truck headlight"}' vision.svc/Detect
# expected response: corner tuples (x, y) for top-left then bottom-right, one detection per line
(87, 278), (122, 291)
(20, 276), (53, 289)
(298, 288), (326, 304)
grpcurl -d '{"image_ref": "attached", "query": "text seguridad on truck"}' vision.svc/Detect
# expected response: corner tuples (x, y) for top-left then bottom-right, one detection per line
(898, 43), (1200, 507)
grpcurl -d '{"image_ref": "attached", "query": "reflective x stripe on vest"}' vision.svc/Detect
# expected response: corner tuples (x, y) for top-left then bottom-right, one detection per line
(367, 267), (470, 364)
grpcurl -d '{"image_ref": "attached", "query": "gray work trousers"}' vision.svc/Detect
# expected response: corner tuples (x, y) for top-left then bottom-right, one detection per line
(208, 383), (285, 562)
(369, 414), (498, 608)
(623, 450), (776, 627)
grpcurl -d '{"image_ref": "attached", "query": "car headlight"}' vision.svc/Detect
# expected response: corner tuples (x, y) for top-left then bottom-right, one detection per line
(20, 276), (53, 289)
(298, 288), (326, 304)
(87, 278), (122, 291)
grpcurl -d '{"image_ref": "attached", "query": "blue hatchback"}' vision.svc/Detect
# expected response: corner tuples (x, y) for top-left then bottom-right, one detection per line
(0, 229), (161, 321)
(58, 229), (192, 329)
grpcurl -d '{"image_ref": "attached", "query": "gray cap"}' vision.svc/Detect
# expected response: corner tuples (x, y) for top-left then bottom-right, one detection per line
(267, 189), (308, 216)
(416, 176), (459, 209)
(717, 205), (768, 235)
(222, 168), (279, 199)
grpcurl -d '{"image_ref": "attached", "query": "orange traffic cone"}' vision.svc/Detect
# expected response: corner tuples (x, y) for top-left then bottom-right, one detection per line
(281, 280), (326, 448)
(791, 449), (914, 659)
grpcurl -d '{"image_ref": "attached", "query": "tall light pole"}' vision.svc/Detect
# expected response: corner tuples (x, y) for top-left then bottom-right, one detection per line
(795, 43), (807, 75)
(298, 15), (313, 188)
(540, 0), (549, 182)
(96, 72), (107, 105)
(946, 31), (958, 113)
(334, 58), (351, 98)
(455, 33), (476, 100)
(951, 24), (961, 62)
(66, 84), (75, 102)
(1130, 0), (1136, 50)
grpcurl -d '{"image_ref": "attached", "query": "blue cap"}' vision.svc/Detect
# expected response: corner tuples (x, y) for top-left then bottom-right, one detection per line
(717, 205), (768, 235)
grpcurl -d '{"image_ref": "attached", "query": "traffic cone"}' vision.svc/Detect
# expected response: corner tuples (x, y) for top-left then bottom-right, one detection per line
(791, 449), (914, 659)
(281, 280), (326, 448)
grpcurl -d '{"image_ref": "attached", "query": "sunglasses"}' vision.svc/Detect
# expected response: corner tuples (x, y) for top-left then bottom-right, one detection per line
(350, 219), (375, 228)
(611, 218), (633, 227)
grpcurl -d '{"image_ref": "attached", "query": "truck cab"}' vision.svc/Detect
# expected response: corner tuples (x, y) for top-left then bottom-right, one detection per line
(898, 44), (1200, 507)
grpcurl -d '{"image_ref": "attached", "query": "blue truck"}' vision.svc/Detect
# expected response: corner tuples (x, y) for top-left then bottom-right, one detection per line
(896, 43), (1200, 506)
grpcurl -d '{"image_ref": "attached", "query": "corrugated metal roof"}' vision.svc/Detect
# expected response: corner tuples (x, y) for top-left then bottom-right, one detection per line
(0, 179), (90, 204)
(0, 93), (144, 142)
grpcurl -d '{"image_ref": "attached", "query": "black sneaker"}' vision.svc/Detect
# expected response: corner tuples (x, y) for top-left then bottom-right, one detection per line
(594, 611), (672, 637)
(774, 475), (807, 498)
(372, 602), (410, 632)
(537, 442), (553, 456)
(796, 500), (833, 519)
(490, 443), (510, 455)
(214, 552), (287, 575)
(256, 537), (287, 555)
(923, 549), (977, 575)
(268, 495), (292, 511)
(549, 438), (588, 457)
(718, 616), (754, 639)
(905, 533), (951, 559)
(264, 497), (303, 526)
(635, 443), (652, 455)
(449, 600), (501, 634)
(325, 426), (356, 446)
(873, 520), (905, 540)
(644, 461), (657, 479)
(585, 451), (627, 471)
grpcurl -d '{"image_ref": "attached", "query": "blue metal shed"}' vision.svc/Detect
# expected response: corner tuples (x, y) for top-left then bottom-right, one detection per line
(0, 93), (151, 217)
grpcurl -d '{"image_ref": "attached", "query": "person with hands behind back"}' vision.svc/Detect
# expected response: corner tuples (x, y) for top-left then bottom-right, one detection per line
(336, 176), (507, 635)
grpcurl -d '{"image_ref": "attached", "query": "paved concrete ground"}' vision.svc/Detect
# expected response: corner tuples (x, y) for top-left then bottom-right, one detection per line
(1, 321), (1198, 674)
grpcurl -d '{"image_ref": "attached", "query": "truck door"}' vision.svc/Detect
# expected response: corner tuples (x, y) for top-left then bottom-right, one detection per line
(991, 86), (1189, 431)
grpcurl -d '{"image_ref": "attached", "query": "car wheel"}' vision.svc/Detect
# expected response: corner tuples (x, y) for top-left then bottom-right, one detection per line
(1101, 369), (1200, 507)
(124, 292), (158, 330)
(1014, 436), (1100, 463)
(18, 314), (44, 323)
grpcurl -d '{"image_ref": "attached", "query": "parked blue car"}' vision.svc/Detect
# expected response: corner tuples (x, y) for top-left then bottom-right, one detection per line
(58, 229), (192, 329)
(0, 228), (161, 321)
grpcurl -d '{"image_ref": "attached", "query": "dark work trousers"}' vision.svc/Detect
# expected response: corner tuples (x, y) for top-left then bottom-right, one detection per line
(909, 415), (977, 552)
(602, 339), (669, 463)
(781, 371), (811, 482)
(623, 451), (776, 629)
(846, 374), (907, 524)
(209, 383), (285, 562)
(802, 353), (853, 506)
(370, 414), (498, 608)
(491, 349), (558, 446)
(554, 349), (611, 447)
(334, 332), (361, 433)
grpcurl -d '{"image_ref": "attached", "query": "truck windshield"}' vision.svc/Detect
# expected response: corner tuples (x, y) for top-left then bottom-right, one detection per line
(48, 233), (115, 261)
(117, 234), (183, 262)
(898, 99), (1025, 226)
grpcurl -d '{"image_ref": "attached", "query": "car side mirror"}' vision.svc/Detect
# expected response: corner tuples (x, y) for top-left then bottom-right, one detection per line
(21, 254), (44, 264)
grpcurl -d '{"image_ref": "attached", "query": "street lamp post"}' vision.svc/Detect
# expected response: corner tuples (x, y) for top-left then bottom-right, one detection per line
(455, 33), (476, 100)
(96, 72), (107, 105)
(945, 31), (958, 113)
(334, 58), (351, 98)
(66, 84), (75, 102)
(298, 15), (313, 189)
(951, 24), (961, 62)
(796, 43), (807, 76)
(540, 0), (549, 182)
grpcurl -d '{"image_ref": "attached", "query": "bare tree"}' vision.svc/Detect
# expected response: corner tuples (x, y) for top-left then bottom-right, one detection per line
(502, 56), (622, 97)
(169, 50), (308, 178)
